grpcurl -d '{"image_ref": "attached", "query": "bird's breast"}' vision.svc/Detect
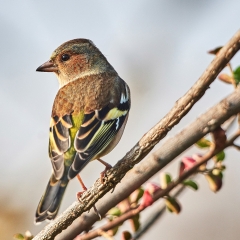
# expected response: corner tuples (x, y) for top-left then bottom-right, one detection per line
(52, 72), (117, 117)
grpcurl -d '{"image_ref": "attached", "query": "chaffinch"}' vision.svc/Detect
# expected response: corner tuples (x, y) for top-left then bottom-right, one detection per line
(35, 39), (130, 223)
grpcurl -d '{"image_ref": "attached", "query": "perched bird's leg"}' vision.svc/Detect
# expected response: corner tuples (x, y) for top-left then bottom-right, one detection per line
(97, 159), (112, 183)
(76, 174), (87, 200)
(76, 174), (101, 219)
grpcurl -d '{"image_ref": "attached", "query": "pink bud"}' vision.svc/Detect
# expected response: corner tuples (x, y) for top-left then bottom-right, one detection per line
(140, 190), (154, 209)
(139, 183), (161, 209)
(145, 182), (161, 194)
(181, 157), (196, 171)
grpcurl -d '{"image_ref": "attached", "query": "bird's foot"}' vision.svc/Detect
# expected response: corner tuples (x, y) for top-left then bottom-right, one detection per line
(97, 159), (112, 183)
(100, 163), (112, 184)
(76, 174), (88, 203)
(76, 190), (87, 203)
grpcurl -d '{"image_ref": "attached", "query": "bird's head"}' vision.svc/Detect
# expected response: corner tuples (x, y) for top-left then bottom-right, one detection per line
(36, 39), (114, 88)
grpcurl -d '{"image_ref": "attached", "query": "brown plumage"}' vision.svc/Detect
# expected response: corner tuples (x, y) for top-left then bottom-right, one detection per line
(52, 72), (119, 116)
(35, 39), (130, 223)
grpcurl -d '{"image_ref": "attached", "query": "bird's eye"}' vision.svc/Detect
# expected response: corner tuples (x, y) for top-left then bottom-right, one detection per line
(61, 54), (70, 61)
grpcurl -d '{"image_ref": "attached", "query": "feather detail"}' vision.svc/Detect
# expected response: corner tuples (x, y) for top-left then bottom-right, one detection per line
(68, 82), (130, 179)
(49, 115), (72, 179)
(61, 115), (73, 128)
(35, 174), (68, 223)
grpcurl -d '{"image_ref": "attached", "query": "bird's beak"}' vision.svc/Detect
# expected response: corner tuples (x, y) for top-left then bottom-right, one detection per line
(36, 60), (58, 72)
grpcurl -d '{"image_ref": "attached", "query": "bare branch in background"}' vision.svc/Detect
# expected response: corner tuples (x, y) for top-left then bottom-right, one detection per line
(73, 128), (240, 240)
(79, 185), (187, 240)
(131, 185), (187, 240)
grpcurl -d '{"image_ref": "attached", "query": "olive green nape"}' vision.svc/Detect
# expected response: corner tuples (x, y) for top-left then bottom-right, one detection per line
(64, 111), (84, 166)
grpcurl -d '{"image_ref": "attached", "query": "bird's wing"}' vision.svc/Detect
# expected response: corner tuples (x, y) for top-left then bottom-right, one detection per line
(68, 83), (130, 179)
(48, 114), (74, 180)
(48, 80), (130, 181)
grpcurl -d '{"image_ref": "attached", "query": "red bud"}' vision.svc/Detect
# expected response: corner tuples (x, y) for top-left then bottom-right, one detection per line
(182, 157), (196, 170)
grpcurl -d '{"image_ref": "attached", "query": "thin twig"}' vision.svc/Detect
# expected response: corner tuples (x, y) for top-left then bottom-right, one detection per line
(80, 185), (187, 240)
(132, 115), (237, 239)
(232, 143), (240, 150)
(131, 185), (187, 240)
(153, 130), (240, 201)
(78, 131), (240, 240)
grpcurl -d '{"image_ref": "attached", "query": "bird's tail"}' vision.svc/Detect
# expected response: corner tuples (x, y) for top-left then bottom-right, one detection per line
(35, 174), (68, 223)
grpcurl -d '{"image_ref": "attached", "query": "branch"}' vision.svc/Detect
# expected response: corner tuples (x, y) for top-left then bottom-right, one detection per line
(152, 130), (240, 201)
(34, 30), (240, 240)
(132, 116), (237, 239)
(79, 185), (187, 240)
(59, 86), (240, 240)
(132, 185), (186, 240)
(77, 130), (240, 240)
(232, 143), (240, 150)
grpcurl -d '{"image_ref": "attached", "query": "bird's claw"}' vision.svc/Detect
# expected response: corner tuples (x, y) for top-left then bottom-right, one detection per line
(100, 164), (112, 184)
(76, 191), (86, 203)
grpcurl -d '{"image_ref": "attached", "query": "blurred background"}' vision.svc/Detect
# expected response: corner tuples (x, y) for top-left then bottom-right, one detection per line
(1, 1), (240, 239)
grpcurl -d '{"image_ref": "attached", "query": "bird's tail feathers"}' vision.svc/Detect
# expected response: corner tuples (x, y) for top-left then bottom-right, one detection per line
(35, 174), (68, 223)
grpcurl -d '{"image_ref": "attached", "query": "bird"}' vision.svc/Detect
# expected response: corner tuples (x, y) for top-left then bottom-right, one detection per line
(35, 39), (130, 223)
